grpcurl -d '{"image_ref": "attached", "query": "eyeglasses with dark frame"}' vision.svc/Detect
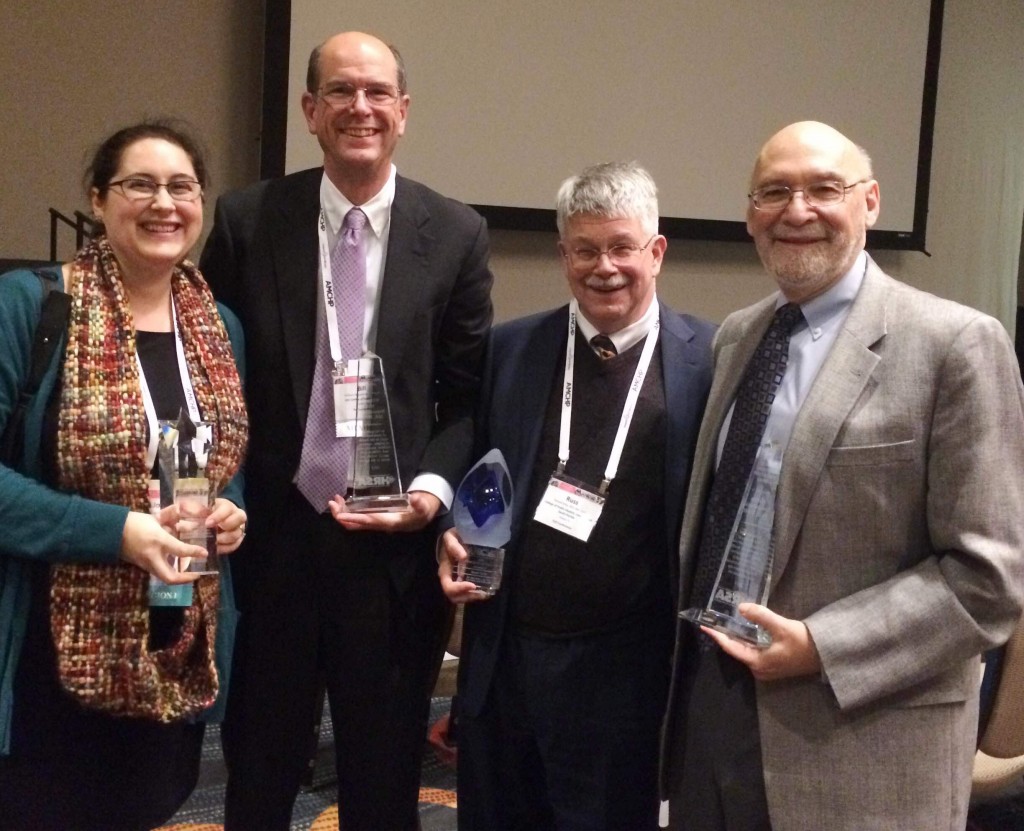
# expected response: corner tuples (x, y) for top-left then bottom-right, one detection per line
(749, 179), (870, 211)
(108, 177), (204, 203)
(317, 83), (402, 109)
(563, 234), (658, 269)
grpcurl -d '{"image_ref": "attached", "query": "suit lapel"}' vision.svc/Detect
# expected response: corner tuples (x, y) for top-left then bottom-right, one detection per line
(269, 172), (322, 425)
(677, 299), (774, 604)
(374, 176), (431, 378)
(506, 310), (566, 535)
(659, 306), (702, 557)
(770, 262), (889, 586)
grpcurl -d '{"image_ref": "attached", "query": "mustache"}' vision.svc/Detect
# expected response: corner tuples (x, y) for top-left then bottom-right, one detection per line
(770, 224), (831, 243)
(582, 275), (629, 290)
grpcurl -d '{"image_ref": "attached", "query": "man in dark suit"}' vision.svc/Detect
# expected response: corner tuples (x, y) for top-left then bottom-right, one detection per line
(200, 31), (493, 831)
(438, 162), (715, 830)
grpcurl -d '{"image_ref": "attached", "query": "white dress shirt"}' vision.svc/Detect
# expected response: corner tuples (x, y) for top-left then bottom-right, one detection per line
(575, 294), (660, 355)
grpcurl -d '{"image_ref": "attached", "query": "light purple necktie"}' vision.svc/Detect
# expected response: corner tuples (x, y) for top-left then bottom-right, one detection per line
(295, 207), (367, 511)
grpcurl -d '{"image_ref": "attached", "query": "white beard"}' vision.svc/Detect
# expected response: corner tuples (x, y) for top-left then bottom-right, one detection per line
(755, 228), (860, 297)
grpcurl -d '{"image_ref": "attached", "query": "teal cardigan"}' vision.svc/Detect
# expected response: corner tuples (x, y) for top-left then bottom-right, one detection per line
(0, 267), (245, 753)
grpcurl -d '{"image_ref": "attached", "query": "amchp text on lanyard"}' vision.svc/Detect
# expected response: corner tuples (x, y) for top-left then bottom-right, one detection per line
(532, 299), (660, 542)
(317, 208), (364, 438)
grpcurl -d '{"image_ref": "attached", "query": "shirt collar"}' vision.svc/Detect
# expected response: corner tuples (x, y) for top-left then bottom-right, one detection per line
(319, 164), (397, 240)
(575, 294), (659, 354)
(776, 250), (866, 338)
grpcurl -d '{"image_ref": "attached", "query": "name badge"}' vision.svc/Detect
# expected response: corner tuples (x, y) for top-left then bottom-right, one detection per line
(532, 473), (605, 542)
(333, 359), (362, 437)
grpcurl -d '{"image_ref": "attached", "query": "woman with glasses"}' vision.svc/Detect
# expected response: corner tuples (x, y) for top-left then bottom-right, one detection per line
(0, 120), (248, 830)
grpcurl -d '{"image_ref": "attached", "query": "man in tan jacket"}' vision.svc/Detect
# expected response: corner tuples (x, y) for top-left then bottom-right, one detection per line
(663, 121), (1024, 831)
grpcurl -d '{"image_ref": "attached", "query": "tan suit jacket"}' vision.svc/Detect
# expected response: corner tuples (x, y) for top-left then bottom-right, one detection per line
(663, 257), (1024, 830)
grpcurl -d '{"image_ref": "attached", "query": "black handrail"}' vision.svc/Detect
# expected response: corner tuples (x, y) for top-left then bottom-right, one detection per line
(48, 208), (98, 261)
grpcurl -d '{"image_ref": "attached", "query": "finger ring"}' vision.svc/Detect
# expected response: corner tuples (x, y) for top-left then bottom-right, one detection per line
(239, 523), (247, 535)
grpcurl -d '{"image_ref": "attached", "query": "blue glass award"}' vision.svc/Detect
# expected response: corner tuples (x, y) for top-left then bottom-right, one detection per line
(452, 449), (514, 596)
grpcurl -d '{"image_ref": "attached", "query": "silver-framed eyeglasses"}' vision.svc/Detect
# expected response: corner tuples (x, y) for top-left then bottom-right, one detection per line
(317, 83), (401, 108)
(108, 177), (203, 203)
(564, 234), (658, 268)
(749, 179), (870, 211)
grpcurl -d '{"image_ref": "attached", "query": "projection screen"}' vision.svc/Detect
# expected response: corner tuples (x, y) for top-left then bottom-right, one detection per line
(261, 0), (943, 250)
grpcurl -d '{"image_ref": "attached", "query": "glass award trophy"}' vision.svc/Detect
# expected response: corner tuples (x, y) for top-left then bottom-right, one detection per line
(345, 353), (411, 512)
(157, 413), (218, 574)
(681, 442), (783, 648)
(451, 449), (515, 597)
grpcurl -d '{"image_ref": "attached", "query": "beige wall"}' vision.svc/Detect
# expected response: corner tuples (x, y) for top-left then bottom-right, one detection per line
(2, 0), (1021, 334)
(486, 0), (1024, 330)
(0, 0), (263, 262)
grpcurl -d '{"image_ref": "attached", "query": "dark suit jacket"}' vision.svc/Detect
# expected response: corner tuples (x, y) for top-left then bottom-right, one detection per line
(200, 168), (493, 604)
(457, 301), (715, 718)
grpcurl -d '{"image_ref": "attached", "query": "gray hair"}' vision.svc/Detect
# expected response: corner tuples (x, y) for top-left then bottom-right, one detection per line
(555, 161), (659, 237)
(855, 144), (874, 177)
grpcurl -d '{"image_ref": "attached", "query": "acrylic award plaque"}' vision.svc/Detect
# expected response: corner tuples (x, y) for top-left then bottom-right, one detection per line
(451, 449), (514, 596)
(157, 413), (218, 575)
(681, 442), (783, 648)
(345, 353), (411, 513)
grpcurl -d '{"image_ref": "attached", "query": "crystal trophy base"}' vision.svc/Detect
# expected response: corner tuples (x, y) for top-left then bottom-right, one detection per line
(456, 544), (505, 596)
(680, 606), (771, 648)
(344, 492), (411, 513)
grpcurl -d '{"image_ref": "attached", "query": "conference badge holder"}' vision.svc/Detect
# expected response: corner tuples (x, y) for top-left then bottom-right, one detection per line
(532, 471), (606, 543)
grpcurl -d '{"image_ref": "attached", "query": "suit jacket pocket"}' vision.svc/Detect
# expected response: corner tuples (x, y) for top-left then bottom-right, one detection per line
(826, 438), (916, 467)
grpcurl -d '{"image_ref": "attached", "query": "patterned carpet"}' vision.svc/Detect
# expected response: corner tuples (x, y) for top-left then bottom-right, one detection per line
(153, 693), (1024, 831)
(156, 698), (457, 831)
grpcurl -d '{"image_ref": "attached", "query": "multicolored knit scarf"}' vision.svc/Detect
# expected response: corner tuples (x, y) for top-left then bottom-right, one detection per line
(50, 236), (248, 721)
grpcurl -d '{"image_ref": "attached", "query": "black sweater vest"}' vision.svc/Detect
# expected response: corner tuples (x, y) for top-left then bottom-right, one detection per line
(511, 329), (671, 636)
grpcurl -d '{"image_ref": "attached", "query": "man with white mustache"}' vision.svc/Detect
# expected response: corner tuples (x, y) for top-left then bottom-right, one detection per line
(661, 121), (1024, 831)
(439, 161), (715, 830)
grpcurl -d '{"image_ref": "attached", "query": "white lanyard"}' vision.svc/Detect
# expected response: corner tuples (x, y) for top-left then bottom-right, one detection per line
(136, 296), (202, 470)
(317, 208), (348, 365)
(558, 299), (660, 492)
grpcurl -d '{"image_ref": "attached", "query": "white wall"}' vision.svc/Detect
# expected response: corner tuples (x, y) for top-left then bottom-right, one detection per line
(1, 0), (1021, 335)
(482, 0), (1024, 331)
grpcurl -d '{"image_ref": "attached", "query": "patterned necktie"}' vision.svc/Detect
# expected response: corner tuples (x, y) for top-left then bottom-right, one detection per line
(295, 208), (368, 511)
(689, 303), (803, 631)
(590, 334), (618, 359)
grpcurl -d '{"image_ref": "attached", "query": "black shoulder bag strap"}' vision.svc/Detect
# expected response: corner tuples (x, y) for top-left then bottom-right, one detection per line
(0, 270), (73, 467)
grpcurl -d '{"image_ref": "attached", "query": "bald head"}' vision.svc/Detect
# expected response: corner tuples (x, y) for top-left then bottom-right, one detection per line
(750, 121), (872, 190)
(306, 31), (407, 95)
(745, 121), (880, 303)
